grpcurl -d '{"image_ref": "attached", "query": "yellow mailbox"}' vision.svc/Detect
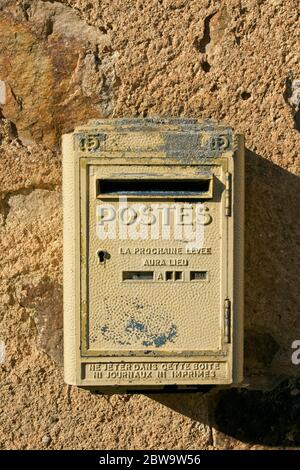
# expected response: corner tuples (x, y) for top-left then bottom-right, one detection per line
(63, 118), (244, 391)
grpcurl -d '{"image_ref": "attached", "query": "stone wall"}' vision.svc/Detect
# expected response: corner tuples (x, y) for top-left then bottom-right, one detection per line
(0, 0), (299, 449)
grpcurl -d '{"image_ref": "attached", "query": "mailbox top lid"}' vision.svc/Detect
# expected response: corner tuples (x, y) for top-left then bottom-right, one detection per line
(69, 118), (242, 161)
(74, 117), (233, 134)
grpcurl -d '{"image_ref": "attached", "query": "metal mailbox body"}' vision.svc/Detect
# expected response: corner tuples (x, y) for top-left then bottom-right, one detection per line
(63, 118), (244, 390)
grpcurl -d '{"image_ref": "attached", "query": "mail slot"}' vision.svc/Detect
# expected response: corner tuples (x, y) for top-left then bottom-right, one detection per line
(96, 178), (213, 198)
(63, 118), (244, 390)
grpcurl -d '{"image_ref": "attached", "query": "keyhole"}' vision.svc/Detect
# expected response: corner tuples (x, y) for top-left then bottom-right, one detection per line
(97, 250), (108, 263)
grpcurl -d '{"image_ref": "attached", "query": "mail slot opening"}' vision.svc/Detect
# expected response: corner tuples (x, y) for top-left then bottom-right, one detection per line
(123, 271), (154, 281)
(190, 271), (208, 281)
(97, 178), (212, 198)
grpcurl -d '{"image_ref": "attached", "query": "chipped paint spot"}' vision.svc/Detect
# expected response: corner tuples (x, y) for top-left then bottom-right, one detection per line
(97, 296), (178, 348)
(126, 319), (146, 332)
(142, 324), (177, 347)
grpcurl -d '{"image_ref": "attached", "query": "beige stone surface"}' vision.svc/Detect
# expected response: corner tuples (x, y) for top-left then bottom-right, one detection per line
(0, 0), (299, 449)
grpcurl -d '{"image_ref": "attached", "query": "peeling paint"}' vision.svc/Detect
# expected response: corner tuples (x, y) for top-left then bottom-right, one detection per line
(97, 296), (178, 348)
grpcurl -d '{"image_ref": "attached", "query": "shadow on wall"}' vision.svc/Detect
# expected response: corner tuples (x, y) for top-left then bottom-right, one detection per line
(151, 377), (300, 447)
(243, 149), (300, 383)
(151, 149), (300, 447)
(213, 377), (300, 447)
